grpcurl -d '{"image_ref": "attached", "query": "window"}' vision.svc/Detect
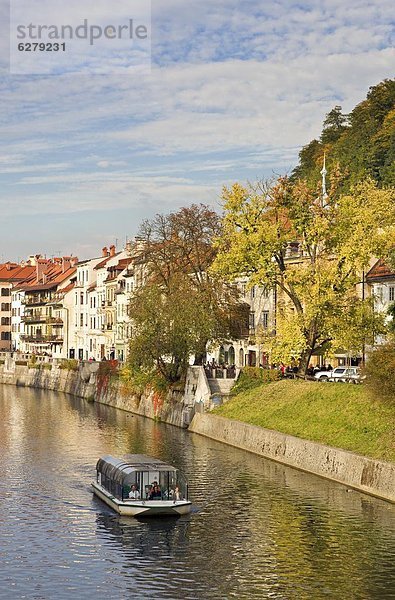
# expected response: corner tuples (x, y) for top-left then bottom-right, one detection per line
(80, 292), (84, 305)
(1, 288), (10, 296)
(261, 311), (269, 329)
(249, 312), (255, 330)
(389, 287), (395, 302)
(80, 313), (84, 327)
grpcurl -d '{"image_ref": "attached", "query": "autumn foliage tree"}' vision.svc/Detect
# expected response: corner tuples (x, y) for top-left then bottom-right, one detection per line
(213, 177), (395, 374)
(126, 204), (242, 386)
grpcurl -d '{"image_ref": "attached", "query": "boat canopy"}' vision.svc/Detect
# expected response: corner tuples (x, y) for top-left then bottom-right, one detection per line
(96, 455), (177, 487)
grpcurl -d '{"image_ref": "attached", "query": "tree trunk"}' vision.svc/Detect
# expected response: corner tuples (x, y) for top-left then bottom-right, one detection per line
(298, 347), (314, 377)
(194, 352), (206, 366)
(193, 339), (208, 365)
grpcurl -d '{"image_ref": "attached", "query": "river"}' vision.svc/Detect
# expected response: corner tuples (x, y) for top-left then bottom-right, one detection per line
(0, 385), (395, 599)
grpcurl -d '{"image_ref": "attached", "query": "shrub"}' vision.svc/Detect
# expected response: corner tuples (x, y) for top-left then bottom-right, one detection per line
(231, 367), (280, 394)
(364, 342), (395, 401)
(120, 364), (170, 397)
(98, 359), (119, 378)
(59, 359), (79, 371)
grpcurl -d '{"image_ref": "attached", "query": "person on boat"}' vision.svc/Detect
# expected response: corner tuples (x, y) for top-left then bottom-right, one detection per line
(169, 486), (181, 501)
(149, 485), (162, 500)
(128, 485), (141, 500)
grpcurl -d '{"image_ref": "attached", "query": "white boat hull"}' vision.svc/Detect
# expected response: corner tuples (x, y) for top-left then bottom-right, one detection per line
(91, 482), (192, 517)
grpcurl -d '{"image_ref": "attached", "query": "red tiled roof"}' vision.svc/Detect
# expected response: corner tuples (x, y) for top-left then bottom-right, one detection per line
(366, 259), (395, 281)
(58, 282), (75, 294)
(94, 252), (121, 270)
(0, 263), (36, 282)
(15, 262), (77, 292)
(117, 258), (133, 269)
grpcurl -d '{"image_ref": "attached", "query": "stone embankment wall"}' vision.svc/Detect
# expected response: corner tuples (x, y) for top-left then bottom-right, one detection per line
(0, 362), (96, 398)
(0, 359), (197, 428)
(189, 414), (395, 504)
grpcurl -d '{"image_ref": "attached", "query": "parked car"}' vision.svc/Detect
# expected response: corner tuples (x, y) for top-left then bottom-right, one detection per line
(314, 366), (363, 383)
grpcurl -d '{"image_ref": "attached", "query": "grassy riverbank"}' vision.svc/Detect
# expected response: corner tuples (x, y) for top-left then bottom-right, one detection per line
(214, 379), (395, 462)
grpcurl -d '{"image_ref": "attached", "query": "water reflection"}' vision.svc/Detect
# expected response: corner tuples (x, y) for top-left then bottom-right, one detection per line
(96, 513), (189, 558)
(1, 385), (395, 599)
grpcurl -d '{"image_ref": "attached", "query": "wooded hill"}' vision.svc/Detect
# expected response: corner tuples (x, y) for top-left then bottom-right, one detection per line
(292, 79), (395, 191)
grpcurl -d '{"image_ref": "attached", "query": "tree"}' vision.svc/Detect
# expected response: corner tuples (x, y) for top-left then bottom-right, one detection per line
(291, 79), (395, 190)
(212, 177), (395, 374)
(331, 297), (386, 360)
(291, 139), (322, 185)
(126, 275), (221, 384)
(364, 342), (395, 401)
(320, 106), (348, 145)
(126, 205), (243, 385)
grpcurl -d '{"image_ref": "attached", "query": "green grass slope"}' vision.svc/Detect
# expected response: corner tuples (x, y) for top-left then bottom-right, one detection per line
(214, 380), (395, 462)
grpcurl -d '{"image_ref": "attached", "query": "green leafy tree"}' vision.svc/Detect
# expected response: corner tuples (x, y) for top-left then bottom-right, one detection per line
(331, 297), (386, 360)
(320, 106), (349, 145)
(292, 79), (395, 190)
(387, 302), (395, 334)
(364, 342), (395, 401)
(125, 275), (221, 384)
(213, 177), (395, 374)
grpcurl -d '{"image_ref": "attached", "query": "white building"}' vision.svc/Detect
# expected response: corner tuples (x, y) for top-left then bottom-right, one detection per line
(71, 249), (111, 361)
(366, 259), (395, 346)
(208, 281), (276, 368)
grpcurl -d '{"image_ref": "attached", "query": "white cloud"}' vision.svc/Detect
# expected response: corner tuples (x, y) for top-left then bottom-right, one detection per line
(1, 171), (219, 217)
(0, 0), (394, 259)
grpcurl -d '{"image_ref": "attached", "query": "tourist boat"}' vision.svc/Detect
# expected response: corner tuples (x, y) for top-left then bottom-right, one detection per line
(91, 454), (192, 517)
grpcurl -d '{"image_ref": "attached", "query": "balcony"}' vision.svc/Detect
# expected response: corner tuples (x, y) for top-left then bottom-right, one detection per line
(20, 334), (64, 344)
(46, 299), (63, 308)
(46, 317), (64, 326)
(23, 315), (47, 324)
(23, 296), (47, 306)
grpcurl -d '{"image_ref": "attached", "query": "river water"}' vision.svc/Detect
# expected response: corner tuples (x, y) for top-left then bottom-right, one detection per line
(1, 385), (395, 600)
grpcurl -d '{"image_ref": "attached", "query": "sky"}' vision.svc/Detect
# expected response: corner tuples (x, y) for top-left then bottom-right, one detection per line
(0, 0), (394, 262)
